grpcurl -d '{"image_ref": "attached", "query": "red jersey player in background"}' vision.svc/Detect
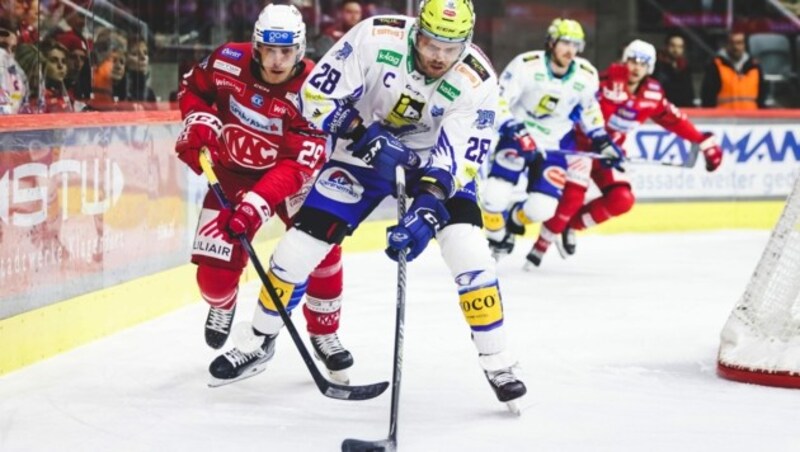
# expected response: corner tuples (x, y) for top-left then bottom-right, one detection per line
(528, 39), (724, 266)
(175, 4), (353, 386)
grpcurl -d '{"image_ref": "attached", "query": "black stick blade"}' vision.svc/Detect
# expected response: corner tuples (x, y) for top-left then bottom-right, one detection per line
(323, 380), (390, 401)
(341, 438), (395, 452)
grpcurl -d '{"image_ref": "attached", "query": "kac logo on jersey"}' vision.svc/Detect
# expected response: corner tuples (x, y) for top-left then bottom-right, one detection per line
(335, 42), (353, 61)
(221, 48), (243, 61)
(316, 167), (364, 204)
(474, 109), (495, 130)
(222, 124), (280, 170)
(251, 94), (264, 107)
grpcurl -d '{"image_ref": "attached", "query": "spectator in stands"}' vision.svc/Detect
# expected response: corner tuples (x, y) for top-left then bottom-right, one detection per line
(55, 31), (90, 100)
(125, 35), (156, 102)
(12, 43), (39, 111)
(701, 31), (765, 109)
(91, 28), (127, 106)
(1, 17), (29, 114)
(311, 0), (362, 61)
(40, 39), (73, 112)
(363, 0), (398, 17)
(654, 33), (695, 107)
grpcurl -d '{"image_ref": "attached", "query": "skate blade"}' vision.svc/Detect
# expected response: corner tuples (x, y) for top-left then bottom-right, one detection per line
(522, 261), (538, 272)
(327, 369), (350, 385)
(505, 400), (522, 416)
(207, 361), (269, 388)
(554, 242), (570, 260)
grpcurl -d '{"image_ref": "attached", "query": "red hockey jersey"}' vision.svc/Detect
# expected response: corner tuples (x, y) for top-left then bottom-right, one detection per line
(577, 63), (705, 151)
(178, 42), (327, 214)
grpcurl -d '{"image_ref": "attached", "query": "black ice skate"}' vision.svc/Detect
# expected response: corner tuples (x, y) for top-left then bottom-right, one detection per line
(485, 367), (527, 415)
(208, 333), (277, 387)
(488, 233), (516, 260)
(310, 332), (353, 384)
(555, 226), (576, 258)
(205, 305), (236, 349)
(523, 248), (544, 270)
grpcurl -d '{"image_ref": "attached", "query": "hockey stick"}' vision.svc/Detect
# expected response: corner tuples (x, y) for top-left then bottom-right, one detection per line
(543, 143), (700, 168)
(341, 165), (408, 452)
(198, 149), (389, 401)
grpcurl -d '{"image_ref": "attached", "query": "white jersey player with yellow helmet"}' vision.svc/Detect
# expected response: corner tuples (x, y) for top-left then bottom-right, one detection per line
(480, 18), (623, 267)
(219, 0), (527, 408)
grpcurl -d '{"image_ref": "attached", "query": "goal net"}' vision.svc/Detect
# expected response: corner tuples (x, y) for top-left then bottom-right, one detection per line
(717, 171), (800, 388)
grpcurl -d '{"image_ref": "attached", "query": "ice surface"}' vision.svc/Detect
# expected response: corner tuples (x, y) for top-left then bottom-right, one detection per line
(2, 231), (799, 452)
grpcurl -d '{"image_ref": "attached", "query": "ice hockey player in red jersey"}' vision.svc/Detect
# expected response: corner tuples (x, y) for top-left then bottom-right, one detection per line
(175, 4), (353, 385)
(527, 39), (724, 266)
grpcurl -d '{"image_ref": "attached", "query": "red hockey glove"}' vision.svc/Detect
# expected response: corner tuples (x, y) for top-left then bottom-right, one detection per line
(216, 191), (272, 239)
(699, 133), (722, 172)
(175, 112), (223, 175)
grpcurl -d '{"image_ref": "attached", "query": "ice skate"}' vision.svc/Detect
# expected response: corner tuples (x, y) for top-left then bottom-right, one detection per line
(523, 247), (545, 270)
(310, 332), (353, 384)
(484, 367), (527, 415)
(555, 226), (576, 258)
(208, 333), (277, 387)
(205, 305), (236, 349)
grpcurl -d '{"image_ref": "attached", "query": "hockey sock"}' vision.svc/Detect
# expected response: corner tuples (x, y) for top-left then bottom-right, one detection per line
(305, 245), (343, 335)
(197, 265), (240, 310)
(533, 224), (557, 254)
(543, 182), (587, 234)
(258, 269), (308, 315)
(459, 282), (504, 332)
(569, 185), (635, 230)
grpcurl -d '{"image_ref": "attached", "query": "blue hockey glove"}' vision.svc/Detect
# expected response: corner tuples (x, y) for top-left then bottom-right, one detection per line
(348, 123), (421, 182)
(386, 193), (450, 262)
(497, 120), (539, 164)
(591, 133), (625, 172)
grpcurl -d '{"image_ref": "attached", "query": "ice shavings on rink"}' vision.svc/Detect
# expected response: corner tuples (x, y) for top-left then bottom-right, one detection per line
(2, 230), (800, 452)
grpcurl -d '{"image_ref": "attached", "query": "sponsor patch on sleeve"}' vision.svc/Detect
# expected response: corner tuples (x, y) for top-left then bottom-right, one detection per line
(462, 54), (490, 82)
(373, 17), (406, 28)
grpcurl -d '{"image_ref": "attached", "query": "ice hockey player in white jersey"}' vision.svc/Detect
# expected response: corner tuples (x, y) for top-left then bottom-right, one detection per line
(479, 18), (623, 267)
(210, 0), (527, 408)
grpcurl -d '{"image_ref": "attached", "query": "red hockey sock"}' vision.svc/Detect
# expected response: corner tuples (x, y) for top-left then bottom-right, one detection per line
(196, 265), (241, 310)
(543, 182), (588, 234)
(569, 185), (635, 230)
(305, 245), (343, 335)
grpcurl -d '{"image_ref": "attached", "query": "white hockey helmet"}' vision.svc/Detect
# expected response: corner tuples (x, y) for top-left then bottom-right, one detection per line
(252, 4), (306, 63)
(622, 39), (656, 75)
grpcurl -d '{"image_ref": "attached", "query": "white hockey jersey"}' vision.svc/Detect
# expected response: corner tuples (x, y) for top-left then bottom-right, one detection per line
(498, 50), (603, 149)
(301, 15), (499, 195)
(0, 48), (28, 115)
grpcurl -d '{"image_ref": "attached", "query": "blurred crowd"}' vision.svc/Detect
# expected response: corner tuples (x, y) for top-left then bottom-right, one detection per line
(0, 0), (155, 114)
(0, 0), (797, 115)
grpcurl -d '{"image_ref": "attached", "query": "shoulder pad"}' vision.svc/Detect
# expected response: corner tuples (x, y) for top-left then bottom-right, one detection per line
(521, 53), (541, 63)
(461, 53), (492, 82)
(578, 62), (597, 76)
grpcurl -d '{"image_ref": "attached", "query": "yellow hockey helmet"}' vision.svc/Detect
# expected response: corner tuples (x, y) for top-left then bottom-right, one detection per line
(417, 0), (476, 43)
(546, 18), (585, 52)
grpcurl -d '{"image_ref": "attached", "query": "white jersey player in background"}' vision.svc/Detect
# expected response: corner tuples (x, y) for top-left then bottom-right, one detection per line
(479, 18), (623, 267)
(211, 0), (527, 407)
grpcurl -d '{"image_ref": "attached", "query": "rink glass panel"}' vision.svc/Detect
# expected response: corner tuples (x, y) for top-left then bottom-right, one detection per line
(0, 118), (193, 319)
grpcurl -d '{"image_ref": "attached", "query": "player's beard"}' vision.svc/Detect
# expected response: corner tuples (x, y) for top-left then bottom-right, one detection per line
(415, 53), (455, 80)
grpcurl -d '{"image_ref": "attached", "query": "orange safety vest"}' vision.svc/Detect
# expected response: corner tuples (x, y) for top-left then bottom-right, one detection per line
(714, 58), (759, 110)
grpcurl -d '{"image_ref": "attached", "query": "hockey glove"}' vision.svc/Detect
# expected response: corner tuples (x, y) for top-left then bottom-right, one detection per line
(215, 191), (272, 239)
(699, 132), (723, 172)
(347, 122), (422, 182)
(591, 132), (625, 172)
(497, 120), (539, 164)
(385, 193), (450, 262)
(175, 112), (223, 175)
